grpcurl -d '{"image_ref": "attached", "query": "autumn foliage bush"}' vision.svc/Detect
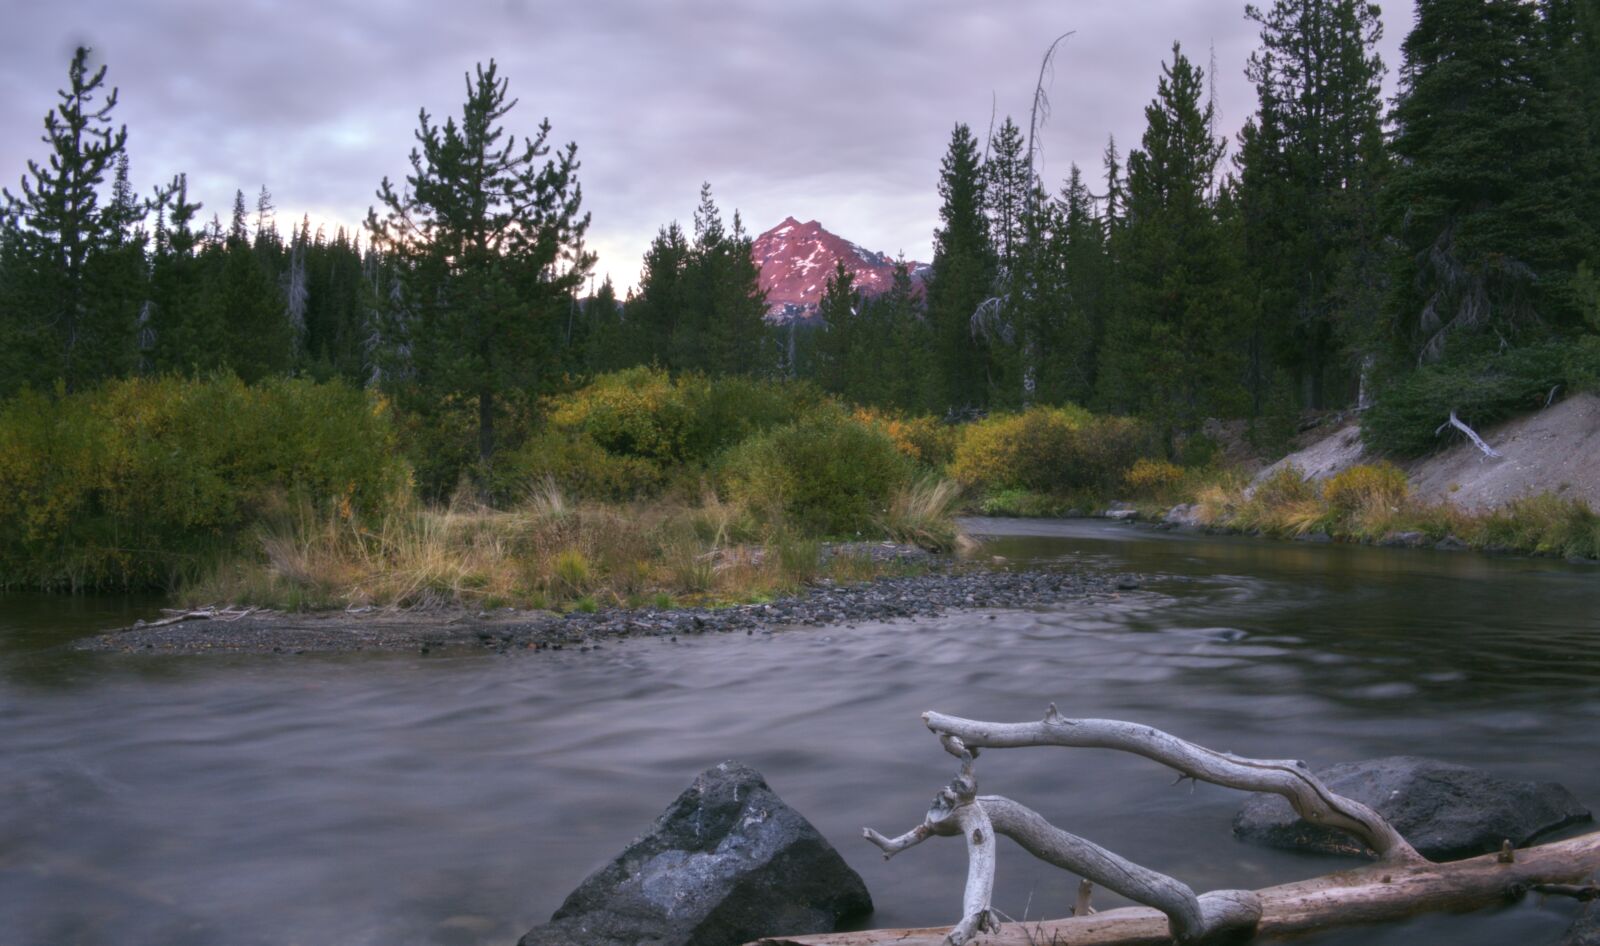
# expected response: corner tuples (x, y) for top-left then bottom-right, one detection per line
(0, 375), (408, 590)
(950, 406), (1157, 495)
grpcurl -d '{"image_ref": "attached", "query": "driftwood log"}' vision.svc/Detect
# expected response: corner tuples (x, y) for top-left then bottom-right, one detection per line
(756, 706), (1600, 946)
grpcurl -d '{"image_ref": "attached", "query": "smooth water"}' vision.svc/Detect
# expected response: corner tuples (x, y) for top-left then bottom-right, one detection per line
(3, 520), (1598, 946)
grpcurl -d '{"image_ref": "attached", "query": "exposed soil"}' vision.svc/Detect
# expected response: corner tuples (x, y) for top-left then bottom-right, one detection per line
(1255, 393), (1600, 512)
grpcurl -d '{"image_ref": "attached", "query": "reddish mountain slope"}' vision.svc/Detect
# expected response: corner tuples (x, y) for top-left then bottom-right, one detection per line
(751, 217), (927, 322)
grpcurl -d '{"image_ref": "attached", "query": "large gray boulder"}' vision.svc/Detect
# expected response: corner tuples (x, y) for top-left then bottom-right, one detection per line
(1233, 756), (1591, 861)
(519, 761), (872, 946)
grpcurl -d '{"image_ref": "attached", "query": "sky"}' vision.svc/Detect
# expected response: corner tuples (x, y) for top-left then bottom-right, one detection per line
(2, 1), (1413, 292)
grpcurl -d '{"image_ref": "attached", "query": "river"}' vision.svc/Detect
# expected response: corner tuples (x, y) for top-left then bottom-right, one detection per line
(3, 519), (1597, 946)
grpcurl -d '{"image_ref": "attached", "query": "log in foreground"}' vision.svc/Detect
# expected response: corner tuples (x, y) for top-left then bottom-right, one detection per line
(752, 830), (1600, 946)
(771, 707), (1598, 946)
(925, 706), (1422, 865)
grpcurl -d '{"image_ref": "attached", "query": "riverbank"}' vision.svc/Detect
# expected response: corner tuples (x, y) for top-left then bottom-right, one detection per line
(77, 560), (1129, 655)
(970, 394), (1600, 563)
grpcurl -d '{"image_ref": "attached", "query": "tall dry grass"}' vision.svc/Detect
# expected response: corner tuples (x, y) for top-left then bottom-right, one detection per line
(183, 479), (951, 612)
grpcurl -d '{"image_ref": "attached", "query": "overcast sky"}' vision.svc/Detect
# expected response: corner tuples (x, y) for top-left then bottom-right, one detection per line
(2, 1), (1413, 291)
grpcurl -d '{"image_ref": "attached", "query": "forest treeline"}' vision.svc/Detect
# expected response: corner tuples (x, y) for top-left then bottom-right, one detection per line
(3, 0), (1599, 498)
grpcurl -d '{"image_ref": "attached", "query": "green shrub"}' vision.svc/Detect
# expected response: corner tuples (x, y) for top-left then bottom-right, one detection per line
(719, 412), (912, 535)
(547, 367), (828, 469)
(1473, 494), (1600, 559)
(1362, 340), (1600, 457)
(950, 406), (1156, 494)
(499, 431), (665, 502)
(0, 375), (408, 590)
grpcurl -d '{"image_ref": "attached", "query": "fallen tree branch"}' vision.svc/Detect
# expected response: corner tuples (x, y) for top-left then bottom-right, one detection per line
(924, 705), (1422, 864)
(754, 831), (1600, 946)
(138, 606), (259, 629)
(1434, 411), (1502, 458)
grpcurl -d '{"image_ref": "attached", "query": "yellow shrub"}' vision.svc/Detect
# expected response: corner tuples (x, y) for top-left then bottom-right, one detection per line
(1122, 458), (1185, 499)
(950, 406), (1153, 493)
(1252, 464), (1318, 506)
(1322, 463), (1410, 513)
(853, 409), (957, 467)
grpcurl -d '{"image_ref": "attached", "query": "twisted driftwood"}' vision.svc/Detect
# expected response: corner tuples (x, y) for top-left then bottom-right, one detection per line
(760, 706), (1600, 946)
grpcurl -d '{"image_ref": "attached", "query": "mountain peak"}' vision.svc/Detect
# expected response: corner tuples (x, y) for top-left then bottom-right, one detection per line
(751, 218), (926, 323)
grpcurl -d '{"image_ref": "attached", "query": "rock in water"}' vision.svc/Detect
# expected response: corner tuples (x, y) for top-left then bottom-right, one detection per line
(518, 761), (872, 946)
(1564, 900), (1600, 946)
(1232, 756), (1591, 861)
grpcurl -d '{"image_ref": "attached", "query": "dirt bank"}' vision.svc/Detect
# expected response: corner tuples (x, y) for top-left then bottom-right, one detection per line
(1256, 393), (1600, 512)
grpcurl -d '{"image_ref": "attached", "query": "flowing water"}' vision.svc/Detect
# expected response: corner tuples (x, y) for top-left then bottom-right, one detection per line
(3, 519), (1598, 946)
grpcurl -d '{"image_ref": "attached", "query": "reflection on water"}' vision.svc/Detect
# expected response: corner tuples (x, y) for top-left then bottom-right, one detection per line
(2, 521), (1597, 945)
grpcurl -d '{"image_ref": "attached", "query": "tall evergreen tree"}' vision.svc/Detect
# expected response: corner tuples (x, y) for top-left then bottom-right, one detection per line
(1384, 0), (1592, 363)
(367, 59), (593, 480)
(926, 123), (995, 411)
(685, 184), (769, 376)
(1237, 0), (1388, 408)
(1032, 165), (1104, 405)
(629, 221), (691, 366)
(583, 275), (629, 372)
(1098, 42), (1245, 442)
(206, 188), (292, 381)
(145, 173), (213, 374)
(1, 46), (141, 393)
(814, 260), (859, 397)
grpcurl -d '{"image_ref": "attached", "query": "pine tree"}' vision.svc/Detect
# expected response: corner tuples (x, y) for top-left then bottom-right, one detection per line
(1032, 165), (1103, 405)
(367, 59), (593, 481)
(583, 275), (628, 372)
(146, 173), (214, 374)
(207, 188), (292, 382)
(629, 185), (770, 376)
(1098, 42), (1245, 443)
(1, 46), (141, 393)
(814, 260), (858, 397)
(1100, 136), (1125, 235)
(1384, 0), (1592, 363)
(878, 260), (936, 411)
(927, 123), (995, 412)
(984, 118), (1030, 274)
(629, 222), (691, 366)
(1237, 0), (1388, 409)
(685, 185), (769, 376)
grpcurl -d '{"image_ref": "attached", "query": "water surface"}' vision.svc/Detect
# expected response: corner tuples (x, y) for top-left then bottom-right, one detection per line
(3, 520), (1597, 945)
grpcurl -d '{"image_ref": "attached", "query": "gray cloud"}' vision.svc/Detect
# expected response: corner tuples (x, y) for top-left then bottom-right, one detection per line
(2, 0), (1412, 288)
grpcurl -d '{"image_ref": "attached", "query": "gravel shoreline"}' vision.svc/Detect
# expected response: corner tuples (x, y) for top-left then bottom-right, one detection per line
(75, 561), (1135, 656)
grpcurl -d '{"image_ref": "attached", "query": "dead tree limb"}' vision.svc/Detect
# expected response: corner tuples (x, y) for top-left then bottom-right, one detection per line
(753, 831), (1600, 946)
(1434, 411), (1503, 458)
(924, 705), (1422, 864)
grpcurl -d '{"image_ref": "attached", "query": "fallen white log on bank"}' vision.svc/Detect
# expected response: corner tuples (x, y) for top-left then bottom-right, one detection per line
(752, 706), (1599, 946)
(752, 830), (1600, 946)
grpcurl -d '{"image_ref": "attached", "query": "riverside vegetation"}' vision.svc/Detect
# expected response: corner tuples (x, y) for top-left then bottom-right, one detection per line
(4, 368), (1597, 615)
(5, 2), (1600, 608)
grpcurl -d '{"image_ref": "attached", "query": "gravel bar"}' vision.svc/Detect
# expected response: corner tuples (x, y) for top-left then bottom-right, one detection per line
(75, 562), (1137, 656)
